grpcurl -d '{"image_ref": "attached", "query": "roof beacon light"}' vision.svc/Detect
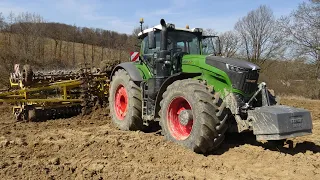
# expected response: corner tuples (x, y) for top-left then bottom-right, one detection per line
(139, 18), (144, 33)
(186, 25), (190, 29)
(139, 18), (144, 24)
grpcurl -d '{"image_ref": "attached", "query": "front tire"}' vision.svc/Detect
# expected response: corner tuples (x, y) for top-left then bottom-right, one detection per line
(159, 79), (229, 153)
(109, 69), (143, 131)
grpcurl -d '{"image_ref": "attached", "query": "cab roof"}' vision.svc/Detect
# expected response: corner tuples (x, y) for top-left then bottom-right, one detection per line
(137, 23), (203, 38)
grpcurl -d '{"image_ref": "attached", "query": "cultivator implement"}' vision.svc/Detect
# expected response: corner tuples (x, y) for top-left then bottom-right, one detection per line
(0, 64), (113, 121)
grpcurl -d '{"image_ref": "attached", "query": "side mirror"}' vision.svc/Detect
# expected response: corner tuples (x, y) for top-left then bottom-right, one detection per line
(215, 37), (221, 55)
(148, 31), (156, 49)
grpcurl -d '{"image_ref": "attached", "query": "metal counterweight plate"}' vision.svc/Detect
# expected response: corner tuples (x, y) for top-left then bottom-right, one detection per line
(248, 105), (313, 140)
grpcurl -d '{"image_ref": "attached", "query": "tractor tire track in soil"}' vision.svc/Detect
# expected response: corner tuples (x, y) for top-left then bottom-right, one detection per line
(0, 97), (319, 179)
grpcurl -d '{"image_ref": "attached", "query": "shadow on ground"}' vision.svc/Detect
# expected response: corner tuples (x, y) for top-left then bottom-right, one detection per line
(212, 132), (320, 155)
(141, 122), (320, 155)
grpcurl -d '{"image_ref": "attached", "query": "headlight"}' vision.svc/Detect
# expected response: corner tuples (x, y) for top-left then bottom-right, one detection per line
(226, 64), (248, 72)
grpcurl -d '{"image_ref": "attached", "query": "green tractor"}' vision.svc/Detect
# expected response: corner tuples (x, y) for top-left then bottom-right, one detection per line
(108, 19), (312, 153)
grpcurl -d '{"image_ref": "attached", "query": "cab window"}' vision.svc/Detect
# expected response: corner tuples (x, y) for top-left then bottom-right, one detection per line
(168, 31), (200, 54)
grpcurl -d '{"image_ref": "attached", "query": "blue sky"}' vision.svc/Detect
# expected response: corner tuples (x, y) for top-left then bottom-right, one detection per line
(0, 0), (306, 34)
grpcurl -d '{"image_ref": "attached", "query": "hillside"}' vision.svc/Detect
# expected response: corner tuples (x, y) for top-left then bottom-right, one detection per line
(0, 15), (139, 87)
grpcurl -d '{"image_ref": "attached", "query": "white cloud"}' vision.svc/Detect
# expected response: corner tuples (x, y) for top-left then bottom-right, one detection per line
(135, 8), (180, 19)
(174, 16), (240, 33)
(55, 0), (97, 16)
(52, 0), (135, 33)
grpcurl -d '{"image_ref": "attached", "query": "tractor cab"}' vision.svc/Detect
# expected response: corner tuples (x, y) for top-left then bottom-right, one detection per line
(138, 25), (203, 55)
(137, 24), (221, 72)
(136, 21), (224, 78)
(138, 23), (221, 54)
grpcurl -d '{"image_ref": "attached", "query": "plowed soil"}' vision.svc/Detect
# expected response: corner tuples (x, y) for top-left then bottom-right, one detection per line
(0, 97), (319, 180)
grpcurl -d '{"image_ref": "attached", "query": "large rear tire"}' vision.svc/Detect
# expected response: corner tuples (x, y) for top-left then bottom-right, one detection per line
(109, 69), (143, 131)
(159, 79), (229, 154)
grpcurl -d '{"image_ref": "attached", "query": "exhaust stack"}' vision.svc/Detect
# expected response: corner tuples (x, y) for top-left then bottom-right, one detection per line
(160, 19), (168, 51)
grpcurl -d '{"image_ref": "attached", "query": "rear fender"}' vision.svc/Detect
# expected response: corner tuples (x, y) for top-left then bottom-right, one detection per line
(110, 62), (143, 84)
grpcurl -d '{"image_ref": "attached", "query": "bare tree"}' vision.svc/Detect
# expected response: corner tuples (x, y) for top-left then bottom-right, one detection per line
(3, 12), (46, 64)
(235, 5), (286, 62)
(203, 28), (217, 36)
(0, 13), (5, 30)
(101, 30), (109, 61)
(279, 0), (320, 77)
(6, 12), (15, 47)
(219, 31), (240, 57)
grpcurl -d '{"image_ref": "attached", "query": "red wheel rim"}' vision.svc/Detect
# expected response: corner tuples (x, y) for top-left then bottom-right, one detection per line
(114, 84), (128, 120)
(167, 97), (193, 140)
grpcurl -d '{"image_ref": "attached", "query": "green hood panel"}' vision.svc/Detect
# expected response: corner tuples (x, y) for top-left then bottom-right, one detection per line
(182, 55), (234, 95)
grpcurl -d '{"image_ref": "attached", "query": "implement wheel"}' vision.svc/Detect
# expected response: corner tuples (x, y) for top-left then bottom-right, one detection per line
(159, 79), (229, 154)
(22, 64), (33, 86)
(109, 69), (143, 130)
(27, 109), (36, 122)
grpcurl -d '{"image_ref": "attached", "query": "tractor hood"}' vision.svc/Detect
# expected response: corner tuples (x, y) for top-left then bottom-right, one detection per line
(205, 55), (260, 71)
(205, 55), (260, 95)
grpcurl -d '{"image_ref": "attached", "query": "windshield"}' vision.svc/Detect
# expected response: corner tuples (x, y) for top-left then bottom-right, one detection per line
(168, 31), (200, 54)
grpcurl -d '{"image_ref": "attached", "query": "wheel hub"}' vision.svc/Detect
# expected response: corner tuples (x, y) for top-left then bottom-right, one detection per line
(178, 110), (193, 126)
(167, 97), (193, 140)
(114, 85), (128, 120)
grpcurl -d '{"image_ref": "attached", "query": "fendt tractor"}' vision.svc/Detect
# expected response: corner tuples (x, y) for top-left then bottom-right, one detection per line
(0, 19), (313, 154)
(108, 19), (313, 153)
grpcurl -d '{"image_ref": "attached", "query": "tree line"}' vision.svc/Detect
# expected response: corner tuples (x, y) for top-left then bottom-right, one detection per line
(207, 0), (319, 78)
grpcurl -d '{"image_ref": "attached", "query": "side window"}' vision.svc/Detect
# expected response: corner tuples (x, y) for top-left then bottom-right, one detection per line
(177, 42), (184, 49)
(142, 36), (149, 54)
(155, 32), (160, 52)
(141, 37), (146, 55)
(177, 42), (187, 52)
(143, 31), (161, 55)
(189, 38), (200, 54)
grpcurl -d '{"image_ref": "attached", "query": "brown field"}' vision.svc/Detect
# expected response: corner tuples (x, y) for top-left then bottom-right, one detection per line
(0, 97), (319, 180)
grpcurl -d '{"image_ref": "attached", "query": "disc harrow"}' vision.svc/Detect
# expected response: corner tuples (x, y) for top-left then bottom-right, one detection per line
(0, 64), (113, 121)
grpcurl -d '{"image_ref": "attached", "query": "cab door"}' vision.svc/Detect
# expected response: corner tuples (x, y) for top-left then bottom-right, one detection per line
(141, 32), (161, 74)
